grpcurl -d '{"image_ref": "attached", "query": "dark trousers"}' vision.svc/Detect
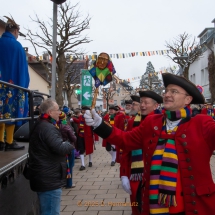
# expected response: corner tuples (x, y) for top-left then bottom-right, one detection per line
(105, 142), (116, 152)
(77, 136), (85, 154)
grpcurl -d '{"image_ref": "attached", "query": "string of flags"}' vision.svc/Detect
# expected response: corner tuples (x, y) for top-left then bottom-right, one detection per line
(26, 47), (195, 62)
(113, 66), (178, 83)
(26, 49), (171, 62)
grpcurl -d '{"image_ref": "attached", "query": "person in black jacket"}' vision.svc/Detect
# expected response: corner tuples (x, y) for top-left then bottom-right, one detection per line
(29, 98), (73, 215)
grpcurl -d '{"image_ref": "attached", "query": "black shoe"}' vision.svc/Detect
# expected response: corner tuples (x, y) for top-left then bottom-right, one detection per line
(79, 166), (86, 171)
(88, 162), (92, 167)
(111, 161), (115, 166)
(0, 141), (4, 151)
(5, 142), (25, 151)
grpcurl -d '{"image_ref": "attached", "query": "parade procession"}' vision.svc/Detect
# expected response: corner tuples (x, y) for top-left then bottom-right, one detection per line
(1, 0), (215, 215)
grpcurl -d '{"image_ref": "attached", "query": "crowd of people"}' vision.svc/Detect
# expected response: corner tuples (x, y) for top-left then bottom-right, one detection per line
(84, 73), (215, 215)
(2, 14), (215, 215)
(27, 86), (215, 215)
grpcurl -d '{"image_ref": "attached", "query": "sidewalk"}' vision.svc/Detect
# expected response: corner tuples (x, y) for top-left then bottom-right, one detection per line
(60, 139), (215, 215)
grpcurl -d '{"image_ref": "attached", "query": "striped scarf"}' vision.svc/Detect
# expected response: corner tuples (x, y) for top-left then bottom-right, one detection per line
(130, 110), (161, 181)
(79, 116), (85, 137)
(109, 114), (115, 126)
(149, 106), (191, 215)
(130, 112), (144, 181)
(124, 114), (131, 131)
(40, 113), (58, 128)
(66, 154), (71, 178)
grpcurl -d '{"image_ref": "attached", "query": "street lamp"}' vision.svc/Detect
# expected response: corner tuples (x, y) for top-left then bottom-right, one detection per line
(50, 0), (67, 99)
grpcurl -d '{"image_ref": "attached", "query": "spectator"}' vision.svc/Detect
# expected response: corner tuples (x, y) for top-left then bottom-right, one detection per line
(58, 111), (77, 189)
(0, 15), (29, 151)
(191, 104), (201, 117)
(29, 98), (73, 215)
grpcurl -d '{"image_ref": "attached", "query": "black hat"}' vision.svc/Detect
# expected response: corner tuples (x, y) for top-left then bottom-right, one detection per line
(162, 73), (205, 104)
(114, 105), (120, 111)
(125, 100), (133, 105)
(130, 95), (140, 103)
(109, 105), (118, 111)
(139, 90), (163, 104)
(81, 106), (91, 110)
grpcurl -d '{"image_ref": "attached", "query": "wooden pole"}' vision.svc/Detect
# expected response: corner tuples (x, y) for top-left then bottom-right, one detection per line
(91, 87), (99, 109)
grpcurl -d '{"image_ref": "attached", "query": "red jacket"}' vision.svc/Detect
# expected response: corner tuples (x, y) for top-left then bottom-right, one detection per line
(102, 113), (117, 147)
(114, 113), (132, 163)
(120, 116), (136, 177)
(102, 114), (215, 214)
(201, 108), (215, 116)
(73, 115), (94, 155)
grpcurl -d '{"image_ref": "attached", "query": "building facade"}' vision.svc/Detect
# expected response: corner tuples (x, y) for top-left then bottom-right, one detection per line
(189, 19), (215, 102)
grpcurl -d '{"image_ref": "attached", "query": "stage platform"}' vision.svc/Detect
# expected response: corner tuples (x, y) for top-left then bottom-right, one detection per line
(0, 142), (29, 176)
(0, 142), (39, 215)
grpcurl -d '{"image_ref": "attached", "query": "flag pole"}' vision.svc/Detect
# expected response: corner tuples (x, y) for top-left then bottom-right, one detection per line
(91, 87), (99, 109)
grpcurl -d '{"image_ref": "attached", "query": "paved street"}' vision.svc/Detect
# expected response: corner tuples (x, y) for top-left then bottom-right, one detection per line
(60, 138), (215, 215)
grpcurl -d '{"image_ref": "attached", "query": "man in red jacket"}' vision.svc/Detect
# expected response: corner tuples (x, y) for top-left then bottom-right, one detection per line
(120, 92), (162, 215)
(201, 102), (215, 119)
(72, 106), (94, 171)
(115, 99), (133, 163)
(84, 73), (215, 215)
(102, 105), (118, 166)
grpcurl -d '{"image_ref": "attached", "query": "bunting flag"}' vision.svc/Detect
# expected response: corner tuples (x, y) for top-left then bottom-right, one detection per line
(26, 46), (196, 63)
(113, 66), (177, 84)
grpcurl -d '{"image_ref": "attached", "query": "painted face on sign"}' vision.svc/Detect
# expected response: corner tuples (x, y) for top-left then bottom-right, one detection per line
(96, 53), (109, 70)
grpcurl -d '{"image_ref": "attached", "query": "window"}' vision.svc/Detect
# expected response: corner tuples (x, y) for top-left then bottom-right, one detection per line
(193, 74), (195, 84)
(201, 69), (205, 85)
(205, 68), (209, 84)
(114, 100), (117, 105)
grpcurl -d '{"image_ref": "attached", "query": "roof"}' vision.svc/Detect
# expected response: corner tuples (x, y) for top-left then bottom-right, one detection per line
(198, 28), (214, 38)
(113, 75), (133, 91)
(28, 54), (86, 85)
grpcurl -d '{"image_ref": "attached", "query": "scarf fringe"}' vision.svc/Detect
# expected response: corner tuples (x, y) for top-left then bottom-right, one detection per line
(66, 155), (72, 179)
(130, 173), (143, 181)
(158, 193), (177, 207)
(67, 174), (71, 179)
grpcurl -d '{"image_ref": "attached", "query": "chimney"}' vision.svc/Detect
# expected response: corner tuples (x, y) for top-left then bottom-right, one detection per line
(211, 18), (215, 27)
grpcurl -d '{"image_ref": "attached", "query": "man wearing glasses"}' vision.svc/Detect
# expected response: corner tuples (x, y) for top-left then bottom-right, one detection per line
(29, 98), (73, 215)
(115, 99), (133, 163)
(84, 73), (215, 215)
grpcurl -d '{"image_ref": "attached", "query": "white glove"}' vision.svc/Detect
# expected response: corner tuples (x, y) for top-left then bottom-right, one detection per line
(121, 176), (132, 195)
(84, 109), (102, 128)
(70, 118), (73, 122)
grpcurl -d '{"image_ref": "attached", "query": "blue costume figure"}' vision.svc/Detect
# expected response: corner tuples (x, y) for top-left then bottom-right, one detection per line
(0, 16), (29, 151)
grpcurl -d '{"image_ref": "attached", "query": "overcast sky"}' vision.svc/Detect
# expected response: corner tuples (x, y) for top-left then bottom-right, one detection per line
(1, 0), (215, 88)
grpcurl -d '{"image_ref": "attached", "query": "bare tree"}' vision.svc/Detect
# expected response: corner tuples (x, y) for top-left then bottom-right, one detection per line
(165, 32), (202, 79)
(208, 51), (215, 103)
(26, 2), (92, 106)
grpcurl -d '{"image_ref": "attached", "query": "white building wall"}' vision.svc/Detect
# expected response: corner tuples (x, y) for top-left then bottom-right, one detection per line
(28, 66), (50, 95)
(189, 46), (214, 102)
